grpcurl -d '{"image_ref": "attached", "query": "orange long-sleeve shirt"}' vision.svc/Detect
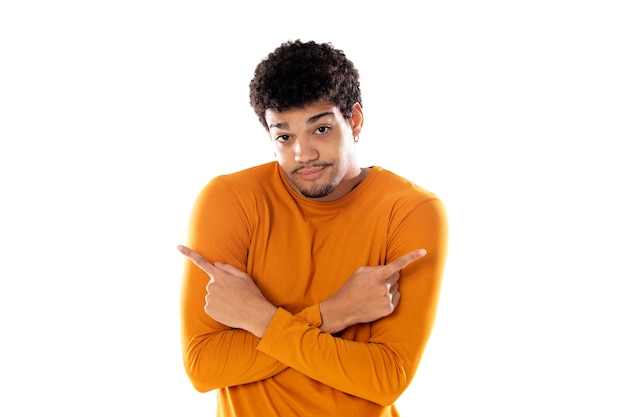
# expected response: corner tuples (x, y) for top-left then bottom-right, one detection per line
(180, 162), (448, 416)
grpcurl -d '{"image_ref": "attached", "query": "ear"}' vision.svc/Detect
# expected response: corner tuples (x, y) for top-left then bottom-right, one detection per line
(350, 103), (364, 137)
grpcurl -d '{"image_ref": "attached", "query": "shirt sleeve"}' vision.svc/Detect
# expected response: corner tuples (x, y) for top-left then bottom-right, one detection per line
(256, 197), (448, 406)
(180, 177), (288, 392)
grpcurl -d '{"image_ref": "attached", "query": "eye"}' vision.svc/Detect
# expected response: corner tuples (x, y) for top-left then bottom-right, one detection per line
(315, 126), (330, 134)
(275, 134), (291, 143)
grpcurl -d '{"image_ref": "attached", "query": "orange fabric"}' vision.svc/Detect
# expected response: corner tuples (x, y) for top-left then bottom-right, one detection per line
(180, 162), (448, 416)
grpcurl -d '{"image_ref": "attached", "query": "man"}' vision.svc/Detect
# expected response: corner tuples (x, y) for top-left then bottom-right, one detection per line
(178, 40), (448, 416)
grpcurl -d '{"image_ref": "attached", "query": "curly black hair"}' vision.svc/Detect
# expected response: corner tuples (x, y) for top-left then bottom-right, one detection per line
(249, 40), (362, 130)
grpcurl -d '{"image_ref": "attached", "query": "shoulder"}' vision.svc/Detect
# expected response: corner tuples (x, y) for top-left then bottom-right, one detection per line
(368, 166), (441, 205)
(200, 162), (278, 195)
(191, 162), (280, 213)
(369, 167), (448, 244)
(212, 162), (277, 186)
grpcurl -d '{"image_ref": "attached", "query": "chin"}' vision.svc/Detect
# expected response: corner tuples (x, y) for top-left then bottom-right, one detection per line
(299, 183), (336, 199)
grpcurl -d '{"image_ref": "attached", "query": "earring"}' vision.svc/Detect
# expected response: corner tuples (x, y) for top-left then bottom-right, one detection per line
(354, 135), (360, 143)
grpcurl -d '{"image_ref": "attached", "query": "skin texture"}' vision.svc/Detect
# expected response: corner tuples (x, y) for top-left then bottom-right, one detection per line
(265, 102), (364, 202)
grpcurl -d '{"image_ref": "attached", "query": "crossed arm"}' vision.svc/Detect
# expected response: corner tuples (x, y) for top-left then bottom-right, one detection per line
(178, 244), (426, 338)
(178, 245), (437, 404)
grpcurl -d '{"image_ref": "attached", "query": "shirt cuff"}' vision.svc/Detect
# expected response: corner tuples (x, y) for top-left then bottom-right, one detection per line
(257, 307), (317, 357)
(295, 303), (323, 327)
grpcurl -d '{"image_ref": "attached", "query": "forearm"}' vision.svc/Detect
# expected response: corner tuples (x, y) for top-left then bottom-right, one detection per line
(295, 300), (352, 334)
(257, 199), (448, 405)
(181, 261), (287, 391)
(257, 269), (443, 406)
(182, 326), (288, 392)
(183, 300), (327, 392)
(257, 309), (411, 406)
(318, 297), (354, 334)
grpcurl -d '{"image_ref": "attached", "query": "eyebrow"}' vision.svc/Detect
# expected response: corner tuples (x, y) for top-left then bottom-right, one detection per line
(268, 111), (335, 130)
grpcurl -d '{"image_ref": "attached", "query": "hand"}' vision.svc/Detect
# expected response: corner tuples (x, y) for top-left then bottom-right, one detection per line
(319, 249), (427, 334)
(178, 245), (277, 338)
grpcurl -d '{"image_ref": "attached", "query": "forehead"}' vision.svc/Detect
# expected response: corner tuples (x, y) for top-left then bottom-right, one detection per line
(265, 102), (342, 129)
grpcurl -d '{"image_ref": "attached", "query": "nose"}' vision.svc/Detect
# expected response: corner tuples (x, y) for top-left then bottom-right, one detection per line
(293, 137), (319, 163)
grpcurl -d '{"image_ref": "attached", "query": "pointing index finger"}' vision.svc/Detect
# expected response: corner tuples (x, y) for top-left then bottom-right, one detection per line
(384, 249), (427, 274)
(178, 245), (218, 276)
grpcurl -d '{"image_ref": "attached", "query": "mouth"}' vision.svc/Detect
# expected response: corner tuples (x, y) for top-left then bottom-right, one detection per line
(293, 164), (330, 181)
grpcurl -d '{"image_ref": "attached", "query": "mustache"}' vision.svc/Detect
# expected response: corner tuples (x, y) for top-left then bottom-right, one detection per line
(291, 163), (332, 175)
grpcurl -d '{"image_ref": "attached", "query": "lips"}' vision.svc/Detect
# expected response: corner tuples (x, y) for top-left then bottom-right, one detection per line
(295, 165), (328, 181)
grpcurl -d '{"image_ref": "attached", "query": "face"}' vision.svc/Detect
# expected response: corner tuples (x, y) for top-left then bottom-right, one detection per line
(266, 102), (364, 202)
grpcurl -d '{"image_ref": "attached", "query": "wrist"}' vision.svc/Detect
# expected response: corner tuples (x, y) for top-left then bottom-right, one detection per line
(319, 297), (352, 334)
(248, 304), (278, 339)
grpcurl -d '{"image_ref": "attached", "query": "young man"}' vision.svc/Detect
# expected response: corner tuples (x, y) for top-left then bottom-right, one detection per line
(178, 40), (448, 416)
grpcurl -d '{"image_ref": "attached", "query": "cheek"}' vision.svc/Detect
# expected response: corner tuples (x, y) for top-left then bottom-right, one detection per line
(338, 140), (356, 161)
(273, 148), (292, 167)
(273, 147), (286, 160)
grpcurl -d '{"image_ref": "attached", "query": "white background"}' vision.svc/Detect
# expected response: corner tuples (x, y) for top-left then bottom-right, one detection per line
(1, 1), (624, 415)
